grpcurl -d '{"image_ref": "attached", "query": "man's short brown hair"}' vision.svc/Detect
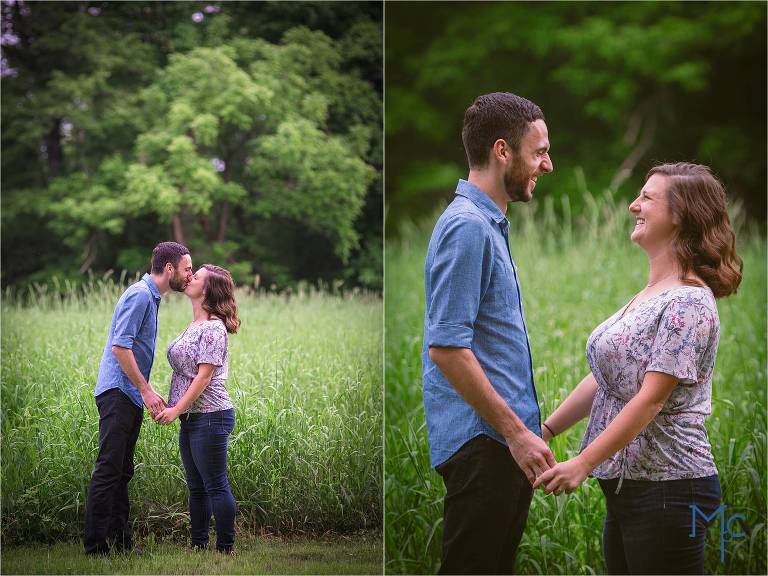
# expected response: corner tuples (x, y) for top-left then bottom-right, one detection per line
(151, 242), (190, 274)
(462, 92), (544, 169)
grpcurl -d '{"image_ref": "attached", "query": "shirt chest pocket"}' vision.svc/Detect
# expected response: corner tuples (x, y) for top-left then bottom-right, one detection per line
(486, 257), (520, 313)
(138, 305), (158, 342)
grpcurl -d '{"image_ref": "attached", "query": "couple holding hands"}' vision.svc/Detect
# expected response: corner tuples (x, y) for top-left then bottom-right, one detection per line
(83, 242), (240, 556)
(423, 93), (742, 575)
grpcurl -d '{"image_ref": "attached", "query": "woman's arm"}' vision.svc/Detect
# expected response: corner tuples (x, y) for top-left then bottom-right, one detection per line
(542, 372), (599, 441)
(155, 363), (216, 424)
(534, 371), (678, 493)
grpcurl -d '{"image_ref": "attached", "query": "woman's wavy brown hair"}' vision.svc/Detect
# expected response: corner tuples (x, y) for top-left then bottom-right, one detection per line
(646, 162), (742, 298)
(201, 264), (240, 333)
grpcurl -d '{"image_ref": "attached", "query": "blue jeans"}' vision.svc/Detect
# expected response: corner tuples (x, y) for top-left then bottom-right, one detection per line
(179, 409), (236, 552)
(598, 475), (721, 574)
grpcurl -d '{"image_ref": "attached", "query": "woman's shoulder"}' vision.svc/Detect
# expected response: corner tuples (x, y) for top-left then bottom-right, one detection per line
(659, 285), (719, 320)
(661, 285), (716, 304)
(202, 317), (227, 333)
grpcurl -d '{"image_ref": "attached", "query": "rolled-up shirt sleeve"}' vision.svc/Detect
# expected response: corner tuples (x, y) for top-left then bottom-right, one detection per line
(112, 290), (151, 349)
(426, 213), (492, 349)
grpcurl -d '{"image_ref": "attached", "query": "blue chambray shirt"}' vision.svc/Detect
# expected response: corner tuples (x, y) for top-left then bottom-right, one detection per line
(422, 179), (541, 468)
(95, 274), (161, 408)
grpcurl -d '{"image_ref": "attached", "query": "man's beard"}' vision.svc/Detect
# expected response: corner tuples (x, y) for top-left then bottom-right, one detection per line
(169, 272), (186, 292)
(503, 159), (532, 203)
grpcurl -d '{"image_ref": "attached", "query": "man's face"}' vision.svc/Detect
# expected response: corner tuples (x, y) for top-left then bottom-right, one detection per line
(503, 119), (553, 203)
(168, 254), (193, 292)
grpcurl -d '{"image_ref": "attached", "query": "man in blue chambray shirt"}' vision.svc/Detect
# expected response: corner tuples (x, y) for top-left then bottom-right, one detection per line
(84, 242), (192, 555)
(423, 93), (555, 574)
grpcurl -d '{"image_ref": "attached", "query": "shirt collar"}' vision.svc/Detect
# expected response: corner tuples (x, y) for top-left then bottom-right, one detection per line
(455, 179), (508, 226)
(142, 273), (162, 301)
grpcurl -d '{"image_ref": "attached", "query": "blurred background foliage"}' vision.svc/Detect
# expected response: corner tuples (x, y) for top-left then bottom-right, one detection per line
(385, 1), (766, 231)
(2, 1), (382, 291)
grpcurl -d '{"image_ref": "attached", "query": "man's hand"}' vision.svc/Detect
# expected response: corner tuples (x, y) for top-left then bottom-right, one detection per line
(533, 455), (591, 495)
(141, 386), (166, 416)
(506, 429), (557, 484)
(154, 405), (180, 425)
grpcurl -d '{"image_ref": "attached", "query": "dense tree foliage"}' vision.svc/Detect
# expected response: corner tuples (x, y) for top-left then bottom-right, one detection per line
(386, 2), (766, 231)
(2, 1), (382, 289)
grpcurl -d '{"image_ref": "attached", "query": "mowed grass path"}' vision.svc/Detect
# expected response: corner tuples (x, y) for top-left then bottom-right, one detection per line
(385, 192), (766, 575)
(2, 288), (382, 551)
(2, 533), (381, 575)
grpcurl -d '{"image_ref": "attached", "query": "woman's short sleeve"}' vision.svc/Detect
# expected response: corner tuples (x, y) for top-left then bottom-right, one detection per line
(645, 296), (715, 385)
(196, 322), (227, 367)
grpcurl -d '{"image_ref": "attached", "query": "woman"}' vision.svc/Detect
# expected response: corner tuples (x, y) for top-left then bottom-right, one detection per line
(155, 264), (241, 554)
(533, 163), (742, 574)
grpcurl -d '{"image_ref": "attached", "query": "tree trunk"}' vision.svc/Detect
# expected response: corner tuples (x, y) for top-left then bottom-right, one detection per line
(45, 118), (63, 179)
(79, 235), (97, 273)
(216, 202), (229, 244)
(609, 96), (659, 192)
(172, 214), (186, 245)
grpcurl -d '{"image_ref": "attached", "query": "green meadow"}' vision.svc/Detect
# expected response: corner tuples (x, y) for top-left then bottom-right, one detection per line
(2, 284), (382, 571)
(385, 189), (766, 575)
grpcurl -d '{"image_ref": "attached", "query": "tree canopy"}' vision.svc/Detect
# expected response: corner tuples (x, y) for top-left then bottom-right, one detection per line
(2, 1), (382, 290)
(385, 2), (766, 230)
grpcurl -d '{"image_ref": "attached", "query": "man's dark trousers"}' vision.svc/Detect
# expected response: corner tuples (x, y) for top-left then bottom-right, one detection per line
(84, 389), (143, 554)
(436, 434), (533, 575)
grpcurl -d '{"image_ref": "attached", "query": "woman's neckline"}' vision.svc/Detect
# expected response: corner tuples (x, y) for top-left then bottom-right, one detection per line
(190, 317), (220, 326)
(618, 284), (710, 320)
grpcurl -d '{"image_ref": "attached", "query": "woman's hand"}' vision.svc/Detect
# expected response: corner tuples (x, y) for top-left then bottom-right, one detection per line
(541, 425), (553, 443)
(532, 454), (591, 495)
(154, 405), (180, 425)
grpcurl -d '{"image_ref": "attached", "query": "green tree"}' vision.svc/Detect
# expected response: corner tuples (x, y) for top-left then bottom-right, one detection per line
(385, 2), (766, 229)
(2, 2), (382, 289)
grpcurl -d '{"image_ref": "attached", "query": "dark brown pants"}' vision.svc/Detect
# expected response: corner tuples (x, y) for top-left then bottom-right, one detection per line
(436, 434), (533, 575)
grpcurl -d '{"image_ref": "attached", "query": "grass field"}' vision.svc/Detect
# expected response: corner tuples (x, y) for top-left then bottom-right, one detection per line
(384, 189), (767, 575)
(1, 284), (382, 560)
(1, 533), (381, 574)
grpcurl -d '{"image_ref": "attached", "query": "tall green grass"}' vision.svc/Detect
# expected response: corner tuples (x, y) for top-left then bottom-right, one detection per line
(384, 188), (766, 574)
(2, 284), (382, 543)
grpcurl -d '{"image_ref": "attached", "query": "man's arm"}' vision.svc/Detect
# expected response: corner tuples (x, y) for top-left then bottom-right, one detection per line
(429, 346), (556, 484)
(111, 345), (166, 415)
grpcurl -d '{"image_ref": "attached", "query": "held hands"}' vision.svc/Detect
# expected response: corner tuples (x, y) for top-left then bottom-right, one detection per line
(154, 405), (180, 425)
(506, 429), (557, 485)
(533, 454), (591, 495)
(141, 385), (167, 417)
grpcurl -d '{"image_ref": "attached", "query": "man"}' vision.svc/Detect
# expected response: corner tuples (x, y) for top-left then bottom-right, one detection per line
(422, 93), (555, 574)
(84, 241), (192, 555)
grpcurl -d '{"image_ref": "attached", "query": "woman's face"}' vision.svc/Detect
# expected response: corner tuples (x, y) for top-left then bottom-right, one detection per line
(184, 267), (209, 300)
(628, 174), (678, 255)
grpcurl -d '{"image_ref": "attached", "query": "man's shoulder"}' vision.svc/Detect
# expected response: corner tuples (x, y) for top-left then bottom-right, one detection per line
(116, 280), (153, 309)
(434, 197), (491, 233)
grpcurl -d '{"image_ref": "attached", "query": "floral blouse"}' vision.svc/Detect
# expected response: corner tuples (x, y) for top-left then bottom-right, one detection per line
(167, 319), (232, 413)
(580, 286), (720, 484)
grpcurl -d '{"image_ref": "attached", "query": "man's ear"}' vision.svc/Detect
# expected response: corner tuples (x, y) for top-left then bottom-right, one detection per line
(165, 262), (173, 274)
(492, 139), (511, 164)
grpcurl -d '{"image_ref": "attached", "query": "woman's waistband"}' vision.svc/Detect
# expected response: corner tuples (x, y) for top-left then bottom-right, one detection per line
(180, 407), (234, 421)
